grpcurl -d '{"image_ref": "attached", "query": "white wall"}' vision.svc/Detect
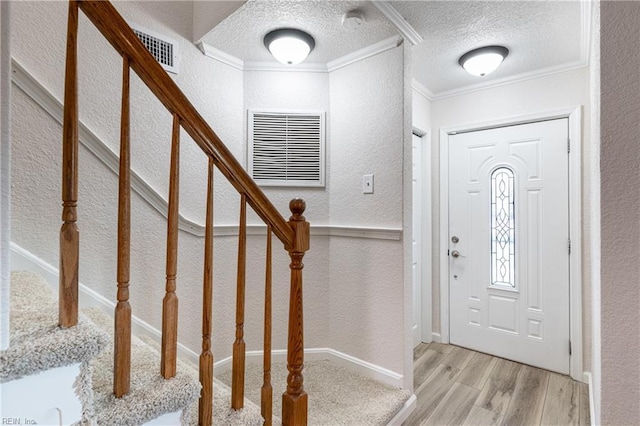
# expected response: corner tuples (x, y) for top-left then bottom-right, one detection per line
(329, 46), (406, 373)
(600, 2), (640, 423)
(588, 0), (601, 421)
(243, 69), (332, 350)
(429, 67), (593, 367)
(9, 1), (410, 383)
(9, 0), (257, 359)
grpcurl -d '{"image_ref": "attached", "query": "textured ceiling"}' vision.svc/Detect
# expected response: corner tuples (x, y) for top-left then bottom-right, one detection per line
(200, 0), (397, 65)
(198, 1), (584, 96)
(394, 1), (583, 95)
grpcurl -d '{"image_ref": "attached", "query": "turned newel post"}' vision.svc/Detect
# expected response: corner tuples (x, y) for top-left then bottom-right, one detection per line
(59, 0), (79, 328)
(282, 198), (310, 426)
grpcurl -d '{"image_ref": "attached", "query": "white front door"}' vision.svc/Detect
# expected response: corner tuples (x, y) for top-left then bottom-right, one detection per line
(448, 119), (570, 374)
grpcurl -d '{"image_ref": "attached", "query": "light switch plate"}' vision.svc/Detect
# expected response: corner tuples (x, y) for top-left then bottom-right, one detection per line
(363, 174), (374, 194)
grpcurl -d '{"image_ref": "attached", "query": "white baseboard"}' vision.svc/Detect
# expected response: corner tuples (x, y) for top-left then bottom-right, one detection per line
(11, 242), (406, 391)
(214, 347), (404, 389)
(431, 332), (442, 343)
(386, 394), (416, 426)
(583, 371), (595, 425)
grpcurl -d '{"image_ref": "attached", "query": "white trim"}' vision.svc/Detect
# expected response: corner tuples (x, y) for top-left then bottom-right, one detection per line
(430, 61), (589, 101)
(10, 242), (204, 368)
(411, 79), (434, 102)
(196, 41), (244, 70)
(326, 36), (402, 72)
(10, 59), (402, 242)
(421, 1), (592, 101)
(198, 37), (402, 74)
(243, 61), (327, 73)
(12, 241), (408, 391)
(438, 107), (583, 379)
(584, 371), (595, 425)
(10, 59), (205, 237)
(431, 332), (442, 343)
(371, 1), (423, 46)
(386, 394), (416, 426)
(214, 347), (404, 389)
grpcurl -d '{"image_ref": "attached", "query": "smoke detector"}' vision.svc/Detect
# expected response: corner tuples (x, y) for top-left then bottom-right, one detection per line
(342, 11), (365, 30)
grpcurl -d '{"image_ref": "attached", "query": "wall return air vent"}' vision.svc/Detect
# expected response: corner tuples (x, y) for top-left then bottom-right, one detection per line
(131, 25), (179, 74)
(249, 111), (326, 187)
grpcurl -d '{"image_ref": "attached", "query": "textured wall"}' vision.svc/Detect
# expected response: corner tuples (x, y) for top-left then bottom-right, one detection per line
(243, 69), (332, 348)
(9, 1), (409, 379)
(600, 1), (640, 423)
(329, 47), (405, 372)
(430, 67), (593, 365)
(0, 1), (11, 350)
(8, 0), (265, 359)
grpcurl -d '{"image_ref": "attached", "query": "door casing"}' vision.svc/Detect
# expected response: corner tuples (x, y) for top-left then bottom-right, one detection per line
(438, 107), (583, 381)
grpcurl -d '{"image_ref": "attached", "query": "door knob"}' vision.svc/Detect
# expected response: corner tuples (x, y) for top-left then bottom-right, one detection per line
(451, 250), (465, 258)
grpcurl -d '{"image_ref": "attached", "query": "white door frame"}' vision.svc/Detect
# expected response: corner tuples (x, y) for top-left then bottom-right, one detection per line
(412, 129), (432, 346)
(439, 107), (583, 381)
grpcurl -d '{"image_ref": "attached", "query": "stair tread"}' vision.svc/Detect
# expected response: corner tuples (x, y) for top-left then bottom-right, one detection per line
(84, 307), (266, 425)
(1, 272), (109, 383)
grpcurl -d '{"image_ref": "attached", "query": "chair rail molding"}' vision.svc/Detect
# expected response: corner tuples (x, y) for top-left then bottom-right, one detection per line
(11, 58), (402, 242)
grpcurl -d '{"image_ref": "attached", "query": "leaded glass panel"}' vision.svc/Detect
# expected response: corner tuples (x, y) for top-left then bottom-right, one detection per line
(491, 167), (515, 288)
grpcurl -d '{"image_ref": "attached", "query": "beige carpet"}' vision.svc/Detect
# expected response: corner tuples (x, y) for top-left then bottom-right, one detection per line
(1, 272), (109, 383)
(218, 359), (411, 426)
(84, 307), (264, 426)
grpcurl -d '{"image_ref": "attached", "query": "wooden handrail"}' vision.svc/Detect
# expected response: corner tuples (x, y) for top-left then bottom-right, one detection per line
(63, 2), (311, 424)
(76, 0), (293, 247)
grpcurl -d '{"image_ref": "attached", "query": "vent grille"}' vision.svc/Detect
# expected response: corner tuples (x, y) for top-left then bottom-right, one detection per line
(131, 26), (178, 73)
(249, 111), (325, 187)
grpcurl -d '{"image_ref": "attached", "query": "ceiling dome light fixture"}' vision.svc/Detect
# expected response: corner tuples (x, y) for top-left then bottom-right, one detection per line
(458, 45), (509, 77)
(264, 28), (315, 65)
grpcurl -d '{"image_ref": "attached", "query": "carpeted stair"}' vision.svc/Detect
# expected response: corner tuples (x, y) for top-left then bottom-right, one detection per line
(1, 272), (265, 425)
(3, 271), (410, 425)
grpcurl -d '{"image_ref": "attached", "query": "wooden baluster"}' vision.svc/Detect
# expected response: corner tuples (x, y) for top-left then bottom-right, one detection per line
(161, 114), (180, 378)
(262, 226), (273, 426)
(198, 158), (214, 425)
(282, 199), (310, 426)
(231, 194), (247, 409)
(59, 0), (79, 328)
(114, 56), (132, 398)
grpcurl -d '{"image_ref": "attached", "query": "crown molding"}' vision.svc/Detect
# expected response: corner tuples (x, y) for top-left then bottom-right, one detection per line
(429, 59), (589, 101)
(197, 41), (244, 70)
(327, 35), (402, 72)
(198, 36), (402, 74)
(243, 61), (327, 73)
(371, 1), (423, 46)
(411, 79), (434, 101)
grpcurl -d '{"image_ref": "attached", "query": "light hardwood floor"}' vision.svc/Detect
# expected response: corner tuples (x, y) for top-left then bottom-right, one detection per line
(403, 342), (590, 426)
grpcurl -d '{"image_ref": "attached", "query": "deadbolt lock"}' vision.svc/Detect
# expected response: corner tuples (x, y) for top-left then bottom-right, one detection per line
(451, 236), (459, 243)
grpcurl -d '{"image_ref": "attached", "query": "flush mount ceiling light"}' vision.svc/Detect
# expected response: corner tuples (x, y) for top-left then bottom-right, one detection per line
(458, 46), (509, 77)
(264, 28), (315, 65)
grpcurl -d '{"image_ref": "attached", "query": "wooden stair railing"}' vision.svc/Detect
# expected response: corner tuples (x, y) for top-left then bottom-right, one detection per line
(59, 1), (310, 424)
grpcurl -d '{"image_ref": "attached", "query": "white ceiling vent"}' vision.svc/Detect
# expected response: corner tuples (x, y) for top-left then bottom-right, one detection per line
(131, 25), (179, 74)
(249, 111), (325, 187)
